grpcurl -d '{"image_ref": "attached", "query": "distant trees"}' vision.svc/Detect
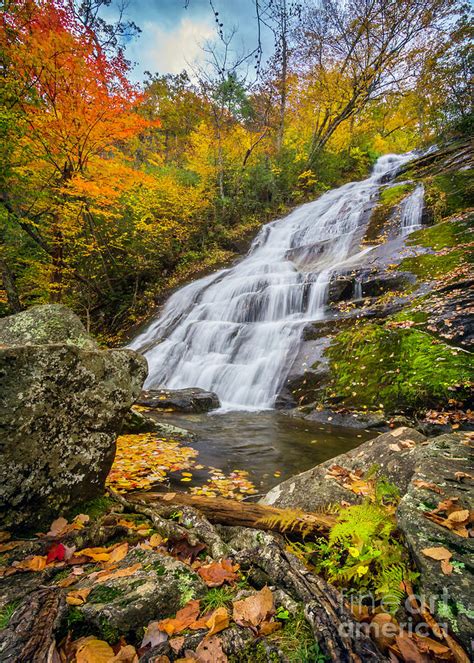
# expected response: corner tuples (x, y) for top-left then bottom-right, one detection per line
(296, 0), (457, 160)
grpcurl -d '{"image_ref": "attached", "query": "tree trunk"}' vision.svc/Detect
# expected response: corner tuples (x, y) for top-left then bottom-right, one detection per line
(127, 490), (336, 536)
(0, 255), (22, 312)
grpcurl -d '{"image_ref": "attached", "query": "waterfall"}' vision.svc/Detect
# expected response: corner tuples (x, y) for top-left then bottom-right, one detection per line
(400, 184), (424, 236)
(129, 152), (415, 410)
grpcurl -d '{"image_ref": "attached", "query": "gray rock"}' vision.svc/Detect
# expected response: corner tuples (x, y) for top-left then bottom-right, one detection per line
(0, 304), (97, 350)
(261, 427), (427, 510)
(396, 432), (474, 649)
(0, 305), (147, 529)
(74, 548), (207, 640)
(137, 387), (220, 412)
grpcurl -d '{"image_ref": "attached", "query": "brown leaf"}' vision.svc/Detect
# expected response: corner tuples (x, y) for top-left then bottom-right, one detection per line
(441, 559), (453, 575)
(206, 607), (229, 636)
(447, 509), (469, 524)
(107, 542), (129, 564)
(75, 637), (115, 663)
(141, 621), (168, 648)
(195, 635), (228, 663)
(110, 644), (138, 662)
(94, 563), (142, 584)
(47, 517), (69, 537)
(169, 636), (185, 653)
(421, 547), (452, 561)
(259, 620), (282, 635)
(158, 599), (201, 635)
(412, 480), (444, 495)
(66, 587), (91, 605)
(369, 613), (399, 653)
(394, 631), (431, 663)
(232, 586), (274, 628)
(169, 537), (206, 563)
(198, 559), (239, 587)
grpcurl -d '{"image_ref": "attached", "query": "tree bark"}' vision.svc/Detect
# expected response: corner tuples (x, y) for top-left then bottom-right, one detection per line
(127, 490), (336, 536)
(0, 587), (65, 663)
(0, 256), (22, 312)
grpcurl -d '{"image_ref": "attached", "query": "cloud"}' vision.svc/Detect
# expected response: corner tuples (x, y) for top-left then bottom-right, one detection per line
(128, 16), (215, 80)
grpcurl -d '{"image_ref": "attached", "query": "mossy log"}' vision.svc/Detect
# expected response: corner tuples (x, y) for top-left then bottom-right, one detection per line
(126, 490), (336, 536)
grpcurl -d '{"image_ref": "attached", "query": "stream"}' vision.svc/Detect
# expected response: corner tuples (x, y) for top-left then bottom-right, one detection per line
(153, 410), (375, 494)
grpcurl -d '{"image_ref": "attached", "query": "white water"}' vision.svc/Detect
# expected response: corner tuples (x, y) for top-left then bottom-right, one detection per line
(400, 184), (424, 236)
(129, 152), (417, 410)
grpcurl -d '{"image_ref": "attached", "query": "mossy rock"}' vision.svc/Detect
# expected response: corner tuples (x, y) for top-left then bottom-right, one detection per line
(71, 549), (207, 642)
(324, 322), (473, 412)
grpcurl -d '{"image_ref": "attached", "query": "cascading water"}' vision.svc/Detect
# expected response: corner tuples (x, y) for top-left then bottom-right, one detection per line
(129, 152), (416, 410)
(400, 184), (425, 235)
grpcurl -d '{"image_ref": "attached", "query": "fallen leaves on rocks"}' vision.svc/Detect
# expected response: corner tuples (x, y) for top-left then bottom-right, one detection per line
(197, 559), (240, 587)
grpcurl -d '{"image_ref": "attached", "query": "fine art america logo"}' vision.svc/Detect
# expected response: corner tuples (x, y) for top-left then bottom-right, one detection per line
(340, 588), (473, 652)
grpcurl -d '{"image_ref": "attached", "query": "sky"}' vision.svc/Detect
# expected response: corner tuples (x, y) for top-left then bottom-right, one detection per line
(110, 0), (270, 83)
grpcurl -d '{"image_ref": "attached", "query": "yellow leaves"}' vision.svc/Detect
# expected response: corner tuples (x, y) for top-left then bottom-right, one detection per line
(205, 607), (230, 636)
(79, 547), (111, 562)
(12, 555), (47, 573)
(75, 637), (115, 663)
(107, 433), (198, 493)
(92, 563), (142, 584)
(189, 468), (257, 501)
(67, 588), (92, 606)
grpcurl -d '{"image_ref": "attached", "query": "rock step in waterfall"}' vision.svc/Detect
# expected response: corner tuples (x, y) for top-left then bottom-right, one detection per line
(129, 153), (425, 410)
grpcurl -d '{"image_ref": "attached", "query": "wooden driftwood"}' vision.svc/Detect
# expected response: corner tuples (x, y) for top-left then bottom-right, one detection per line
(127, 490), (336, 536)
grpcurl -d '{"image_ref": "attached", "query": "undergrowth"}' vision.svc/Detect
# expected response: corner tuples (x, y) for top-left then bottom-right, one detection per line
(285, 476), (416, 613)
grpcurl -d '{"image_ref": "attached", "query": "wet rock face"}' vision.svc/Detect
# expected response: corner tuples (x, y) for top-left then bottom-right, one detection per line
(137, 388), (220, 412)
(0, 305), (147, 530)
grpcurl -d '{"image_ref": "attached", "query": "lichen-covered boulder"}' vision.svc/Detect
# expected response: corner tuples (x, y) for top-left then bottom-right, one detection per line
(397, 432), (474, 649)
(261, 427), (426, 510)
(0, 305), (147, 530)
(73, 548), (207, 640)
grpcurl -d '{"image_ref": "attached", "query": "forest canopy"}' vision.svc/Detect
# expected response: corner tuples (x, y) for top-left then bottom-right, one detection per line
(0, 0), (472, 336)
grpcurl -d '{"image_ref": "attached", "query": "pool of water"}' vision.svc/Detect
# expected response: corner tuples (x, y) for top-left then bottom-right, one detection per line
(153, 410), (375, 495)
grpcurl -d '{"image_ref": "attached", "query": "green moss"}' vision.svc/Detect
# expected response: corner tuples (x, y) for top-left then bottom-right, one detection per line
(379, 183), (415, 207)
(399, 249), (467, 280)
(88, 585), (124, 604)
(268, 608), (328, 662)
(99, 616), (120, 644)
(407, 216), (472, 250)
(424, 171), (474, 221)
(325, 322), (473, 412)
(364, 183), (415, 242)
(68, 495), (113, 520)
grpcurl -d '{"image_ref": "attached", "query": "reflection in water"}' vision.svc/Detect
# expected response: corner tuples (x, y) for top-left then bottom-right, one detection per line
(155, 410), (375, 494)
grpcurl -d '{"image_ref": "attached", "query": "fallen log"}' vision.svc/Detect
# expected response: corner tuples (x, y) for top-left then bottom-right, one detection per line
(126, 490), (336, 535)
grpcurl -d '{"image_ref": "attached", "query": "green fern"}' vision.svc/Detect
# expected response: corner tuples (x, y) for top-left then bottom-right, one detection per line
(329, 502), (392, 546)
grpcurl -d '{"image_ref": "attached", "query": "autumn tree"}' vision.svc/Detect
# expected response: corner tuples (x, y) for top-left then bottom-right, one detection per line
(297, 0), (459, 162)
(1, 0), (150, 303)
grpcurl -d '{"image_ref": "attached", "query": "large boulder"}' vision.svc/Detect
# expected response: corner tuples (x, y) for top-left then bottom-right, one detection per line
(261, 427), (427, 510)
(0, 305), (147, 530)
(397, 432), (474, 649)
